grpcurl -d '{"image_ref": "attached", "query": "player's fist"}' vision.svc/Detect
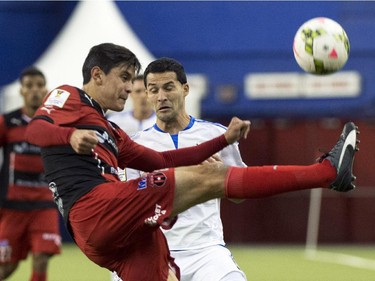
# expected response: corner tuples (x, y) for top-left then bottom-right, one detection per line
(69, 129), (98, 154)
(224, 117), (251, 144)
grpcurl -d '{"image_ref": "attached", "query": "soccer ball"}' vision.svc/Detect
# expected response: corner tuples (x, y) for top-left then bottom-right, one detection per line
(293, 17), (350, 75)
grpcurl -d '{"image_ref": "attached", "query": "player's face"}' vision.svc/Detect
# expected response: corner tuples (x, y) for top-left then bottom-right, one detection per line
(20, 75), (47, 111)
(99, 64), (135, 112)
(146, 72), (188, 123)
(130, 79), (152, 112)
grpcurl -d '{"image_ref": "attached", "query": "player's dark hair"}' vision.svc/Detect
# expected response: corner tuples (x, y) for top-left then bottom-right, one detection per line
(143, 57), (187, 86)
(19, 66), (46, 85)
(82, 43), (141, 84)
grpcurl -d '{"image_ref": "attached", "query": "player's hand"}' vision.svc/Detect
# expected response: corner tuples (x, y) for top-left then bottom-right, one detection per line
(224, 117), (251, 144)
(201, 153), (222, 165)
(69, 129), (98, 154)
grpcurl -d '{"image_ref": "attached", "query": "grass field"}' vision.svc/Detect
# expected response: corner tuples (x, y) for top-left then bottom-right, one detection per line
(7, 243), (375, 280)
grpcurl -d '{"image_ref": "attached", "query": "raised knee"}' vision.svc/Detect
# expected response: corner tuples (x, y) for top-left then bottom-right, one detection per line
(0, 263), (18, 279)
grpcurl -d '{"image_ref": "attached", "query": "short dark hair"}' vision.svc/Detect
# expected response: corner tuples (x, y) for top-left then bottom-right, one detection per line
(19, 66), (46, 84)
(143, 57), (187, 86)
(82, 43), (141, 84)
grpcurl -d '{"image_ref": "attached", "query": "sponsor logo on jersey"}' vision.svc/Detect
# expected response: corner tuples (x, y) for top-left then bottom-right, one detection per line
(10, 117), (22, 126)
(49, 182), (64, 216)
(44, 89), (70, 108)
(137, 172), (167, 190)
(13, 142), (41, 154)
(42, 233), (62, 246)
(95, 131), (119, 154)
(137, 176), (147, 190)
(144, 204), (167, 226)
(41, 106), (54, 114)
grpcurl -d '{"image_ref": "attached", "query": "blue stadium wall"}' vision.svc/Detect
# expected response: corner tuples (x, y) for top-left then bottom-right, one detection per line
(118, 2), (375, 119)
(1, 2), (375, 118)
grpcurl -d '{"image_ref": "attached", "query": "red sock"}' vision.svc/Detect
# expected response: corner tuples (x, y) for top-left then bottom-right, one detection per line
(224, 159), (336, 198)
(30, 271), (46, 281)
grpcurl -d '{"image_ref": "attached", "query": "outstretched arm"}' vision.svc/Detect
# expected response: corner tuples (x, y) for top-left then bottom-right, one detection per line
(26, 118), (75, 147)
(124, 117), (251, 172)
(26, 118), (98, 154)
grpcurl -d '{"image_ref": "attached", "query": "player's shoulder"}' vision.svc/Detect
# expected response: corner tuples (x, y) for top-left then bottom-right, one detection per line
(2, 108), (22, 119)
(133, 124), (155, 135)
(2, 108), (23, 127)
(131, 124), (159, 141)
(193, 117), (227, 133)
(44, 85), (80, 105)
(50, 84), (79, 95)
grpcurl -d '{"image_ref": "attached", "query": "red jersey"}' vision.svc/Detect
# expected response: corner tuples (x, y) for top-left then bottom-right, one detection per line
(0, 108), (55, 210)
(27, 85), (229, 225)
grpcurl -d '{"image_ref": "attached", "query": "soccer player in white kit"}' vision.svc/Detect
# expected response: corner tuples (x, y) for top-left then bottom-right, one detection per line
(107, 75), (155, 136)
(126, 58), (247, 281)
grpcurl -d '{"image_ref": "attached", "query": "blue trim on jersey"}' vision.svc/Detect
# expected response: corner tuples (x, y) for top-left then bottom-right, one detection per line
(153, 116), (196, 149)
(153, 123), (163, 132)
(194, 118), (228, 130)
(183, 116), (195, 130)
(171, 134), (179, 149)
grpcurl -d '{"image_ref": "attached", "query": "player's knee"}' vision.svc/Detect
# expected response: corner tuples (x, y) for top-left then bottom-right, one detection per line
(0, 263), (18, 279)
(32, 253), (51, 272)
(202, 161), (227, 176)
(198, 163), (228, 195)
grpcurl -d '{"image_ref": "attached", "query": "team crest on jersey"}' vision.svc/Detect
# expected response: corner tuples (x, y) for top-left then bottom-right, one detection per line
(44, 89), (70, 108)
(137, 172), (167, 190)
(151, 172), (167, 187)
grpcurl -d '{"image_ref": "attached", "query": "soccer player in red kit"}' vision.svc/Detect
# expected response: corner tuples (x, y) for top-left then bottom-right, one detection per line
(26, 43), (359, 281)
(0, 67), (61, 281)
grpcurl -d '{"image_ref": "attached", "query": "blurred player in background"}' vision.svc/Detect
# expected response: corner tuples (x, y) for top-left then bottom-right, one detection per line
(107, 75), (155, 136)
(25, 43), (358, 281)
(0, 67), (61, 281)
(113, 57), (247, 281)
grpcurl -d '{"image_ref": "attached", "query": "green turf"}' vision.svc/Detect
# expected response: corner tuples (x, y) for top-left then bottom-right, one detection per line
(6, 243), (375, 280)
(230, 245), (375, 281)
(7, 243), (108, 281)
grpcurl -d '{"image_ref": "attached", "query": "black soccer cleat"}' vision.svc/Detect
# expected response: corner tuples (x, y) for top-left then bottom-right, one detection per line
(319, 122), (360, 192)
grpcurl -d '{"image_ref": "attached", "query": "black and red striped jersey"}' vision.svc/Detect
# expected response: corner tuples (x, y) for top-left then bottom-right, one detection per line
(0, 108), (55, 210)
(30, 85), (123, 220)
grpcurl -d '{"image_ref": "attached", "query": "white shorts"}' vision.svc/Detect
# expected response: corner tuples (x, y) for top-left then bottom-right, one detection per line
(171, 245), (247, 281)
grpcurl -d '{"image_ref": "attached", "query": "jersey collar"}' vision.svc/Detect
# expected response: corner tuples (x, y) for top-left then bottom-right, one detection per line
(153, 115), (195, 133)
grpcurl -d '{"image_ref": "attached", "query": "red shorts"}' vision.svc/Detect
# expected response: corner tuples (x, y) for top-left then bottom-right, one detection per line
(69, 169), (180, 281)
(0, 208), (61, 263)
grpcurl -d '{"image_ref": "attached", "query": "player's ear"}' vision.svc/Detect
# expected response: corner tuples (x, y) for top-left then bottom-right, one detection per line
(183, 83), (189, 97)
(91, 66), (103, 85)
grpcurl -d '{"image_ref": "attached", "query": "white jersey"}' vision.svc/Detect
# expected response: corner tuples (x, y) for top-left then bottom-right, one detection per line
(126, 116), (246, 250)
(107, 110), (156, 137)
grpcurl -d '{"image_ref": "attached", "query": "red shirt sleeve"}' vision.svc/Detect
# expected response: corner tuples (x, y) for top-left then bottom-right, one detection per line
(26, 118), (75, 147)
(119, 132), (229, 172)
(26, 85), (81, 147)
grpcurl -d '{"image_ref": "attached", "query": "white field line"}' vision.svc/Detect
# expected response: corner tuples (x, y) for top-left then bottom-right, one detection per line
(305, 249), (375, 271)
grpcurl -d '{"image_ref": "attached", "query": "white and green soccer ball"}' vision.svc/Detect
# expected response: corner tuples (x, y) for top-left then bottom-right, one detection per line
(293, 17), (350, 75)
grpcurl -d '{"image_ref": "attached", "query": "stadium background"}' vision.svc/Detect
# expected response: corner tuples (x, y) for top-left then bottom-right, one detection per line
(0, 1), (374, 246)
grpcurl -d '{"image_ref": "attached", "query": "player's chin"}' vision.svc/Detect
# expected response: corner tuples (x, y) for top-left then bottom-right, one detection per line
(111, 103), (125, 112)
